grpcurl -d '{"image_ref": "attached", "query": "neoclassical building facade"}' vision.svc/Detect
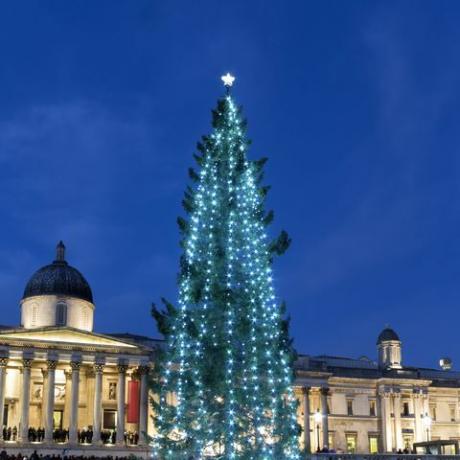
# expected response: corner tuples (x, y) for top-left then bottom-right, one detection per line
(0, 242), (156, 457)
(0, 242), (459, 456)
(294, 328), (460, 454)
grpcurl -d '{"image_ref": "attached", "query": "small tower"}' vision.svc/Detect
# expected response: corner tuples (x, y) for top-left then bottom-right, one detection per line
(377, 326), (402, 369)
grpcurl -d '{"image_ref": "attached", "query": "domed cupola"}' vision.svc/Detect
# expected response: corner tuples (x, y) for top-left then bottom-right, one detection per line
(21, 242), (95, 331)
(377, 326), (402, 369)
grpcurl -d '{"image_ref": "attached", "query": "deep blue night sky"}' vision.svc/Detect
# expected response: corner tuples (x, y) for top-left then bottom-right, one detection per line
(0, 1), (459, 369)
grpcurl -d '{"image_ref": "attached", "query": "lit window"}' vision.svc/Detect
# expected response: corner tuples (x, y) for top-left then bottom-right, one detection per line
(328, 433), (334, 449)
(369, 435), (379, 454)
(346, 433), (357, 453)
(403, 436), (413, 452)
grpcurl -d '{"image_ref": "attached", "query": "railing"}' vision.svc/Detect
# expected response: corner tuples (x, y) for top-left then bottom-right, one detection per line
(306, 455), (460, 460)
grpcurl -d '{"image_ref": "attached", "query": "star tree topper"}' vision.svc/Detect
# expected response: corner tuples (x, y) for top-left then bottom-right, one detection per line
(221, 72), (235, 87)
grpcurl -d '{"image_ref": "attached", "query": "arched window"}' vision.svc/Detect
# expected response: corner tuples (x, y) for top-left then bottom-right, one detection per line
(55, 301), (67, 326)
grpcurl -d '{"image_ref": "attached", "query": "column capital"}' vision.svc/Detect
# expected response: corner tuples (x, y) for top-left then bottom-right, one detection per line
(302, 386), (311, 395)
(0, 357), (8, 368)
(117, 364), (129, 374)
(70, 361), (81, 371)
(378, 387), (391, 398)
(94, 363), (105, 373)
(320, 387), (329, 396)
(22, 358), (33, 369)
(137, 365), (150, 375)
(47, 360), (58, 370)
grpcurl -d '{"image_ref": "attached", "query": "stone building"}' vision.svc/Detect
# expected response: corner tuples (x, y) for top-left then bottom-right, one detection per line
(294, 327), (460, 454)
(0, 242), (156, 457)
(0, 242), (459, 456)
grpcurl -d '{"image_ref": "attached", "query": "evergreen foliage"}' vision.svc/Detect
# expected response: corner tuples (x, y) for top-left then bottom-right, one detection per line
(151, 91), (300, 459)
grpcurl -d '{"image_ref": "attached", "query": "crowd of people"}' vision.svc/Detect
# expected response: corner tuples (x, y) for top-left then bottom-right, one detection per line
(1, 428), (18, 442)
(0, 452), (140, 460)
(1, 427), (140, 446)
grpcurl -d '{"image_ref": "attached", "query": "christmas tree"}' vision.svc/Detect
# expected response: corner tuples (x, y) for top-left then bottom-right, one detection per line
(152, 75), (300, 459)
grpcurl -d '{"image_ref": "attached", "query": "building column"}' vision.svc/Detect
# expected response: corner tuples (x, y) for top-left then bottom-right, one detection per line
(393, 392), (403, 450)
(413, 390), (423, 442)
(380, 390), (393, 452)
(0, 358), (8, 440)
(92, 363), (104, 444)
(44, 360), (57, 442)
(63, 370), (72, 429)
(116, 364), (128, 445)
(68, 361), (81, 443)
(19, 359), (32, 442)
(422, 391), (430, 440)
(138, 365), (149, 445)
(320, 387), (329, 449)
(302, 387), (311, 453)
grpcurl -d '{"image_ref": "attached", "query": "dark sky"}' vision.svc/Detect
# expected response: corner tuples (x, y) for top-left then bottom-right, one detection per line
(0, 1), (459, 369)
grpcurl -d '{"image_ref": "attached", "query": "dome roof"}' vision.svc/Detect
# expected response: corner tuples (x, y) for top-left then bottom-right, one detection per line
(377, 327), (400, 344)
(23, 242), (93, 303)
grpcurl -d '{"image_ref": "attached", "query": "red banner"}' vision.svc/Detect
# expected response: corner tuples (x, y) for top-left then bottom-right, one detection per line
(127, 380), (140, 423)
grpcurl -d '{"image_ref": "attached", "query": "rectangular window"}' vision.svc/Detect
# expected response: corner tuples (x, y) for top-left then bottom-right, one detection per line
(403, 402), (410, 416)
(403, 435), (413, 452)
(347, 399), (353, 416)
(103, 409), (117, 430)
(55, 302), (67, 326)
(346, 433), (357, 453)
(369, 400), (376, 416)
(369, 435), (379, 454)
(430, 404), (437, 421)
(328, 433), (334, 450)
(53, 410), (63, 430)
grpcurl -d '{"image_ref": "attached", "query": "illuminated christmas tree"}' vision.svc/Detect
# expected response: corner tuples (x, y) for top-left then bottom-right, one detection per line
(152, 74), (300, 459)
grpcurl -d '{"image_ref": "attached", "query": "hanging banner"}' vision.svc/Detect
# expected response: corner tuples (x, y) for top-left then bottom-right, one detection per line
(127, 380), (140, 423)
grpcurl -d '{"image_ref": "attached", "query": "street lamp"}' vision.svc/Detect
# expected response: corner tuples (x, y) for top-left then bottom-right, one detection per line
(314, 409), (322, 452)
(423, 413), (432, 442)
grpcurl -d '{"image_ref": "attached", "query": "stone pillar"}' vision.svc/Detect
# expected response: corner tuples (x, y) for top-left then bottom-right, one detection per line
(393, 392), (403, 450)
(0, 358), (8, 440)
(302, 387), (311, 453)
(422, 391), (430, 441)
(422, 391), (429, 417)
(413, 390), (423, 442)
(68, 361), (81, 443)
(44, 360), (57, 442)
(116, 364), (128, 445)
(19, 359), (32, 442)
(138, 365), (149, 445)
(92, 363), (104, 444)
(63, 370), (72, 429)
(320, 387), (329, 449)
(380, 390), (393, 452)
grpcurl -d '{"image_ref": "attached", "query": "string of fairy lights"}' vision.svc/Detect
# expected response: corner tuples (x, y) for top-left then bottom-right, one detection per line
(155, 75), (300, 459)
